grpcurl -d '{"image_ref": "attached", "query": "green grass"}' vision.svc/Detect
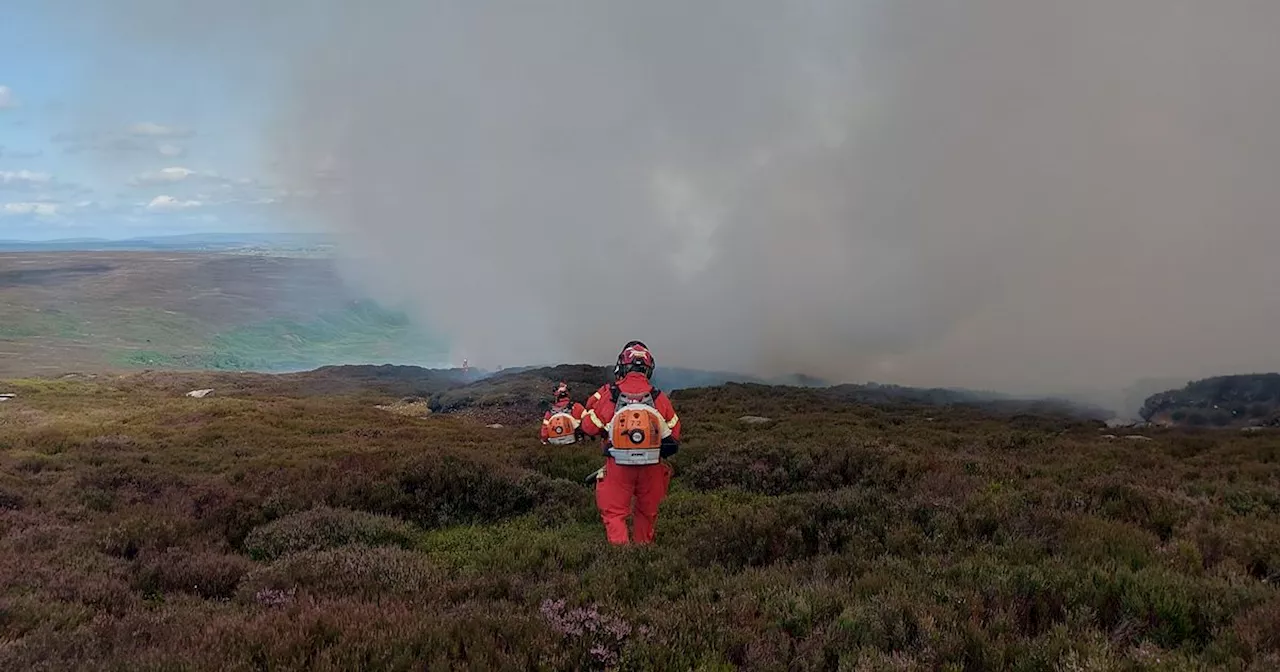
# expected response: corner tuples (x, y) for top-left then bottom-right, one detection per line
(97, 307), (209, 347)
(107, 301), (449, 371)
(0, 253), (452, 377)
(0, 370), (1277, 670)
(2, 293), (447, 374)
(205, 301), (447, 370)
(0, 305), (84, 340)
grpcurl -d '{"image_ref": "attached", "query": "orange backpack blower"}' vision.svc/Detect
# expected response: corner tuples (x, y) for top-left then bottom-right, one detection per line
(545, 407), (579, 445)
(605, 385), (668, 465)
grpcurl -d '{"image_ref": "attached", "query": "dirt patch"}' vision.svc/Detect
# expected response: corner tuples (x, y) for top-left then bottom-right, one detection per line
(375, 399), (433, 418)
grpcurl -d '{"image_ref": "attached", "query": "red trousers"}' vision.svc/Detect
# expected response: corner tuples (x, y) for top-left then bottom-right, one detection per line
(595, 457), (673, 545)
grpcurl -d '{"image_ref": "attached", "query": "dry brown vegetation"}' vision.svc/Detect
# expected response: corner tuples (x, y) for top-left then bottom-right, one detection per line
(1, 367), (1278, 670)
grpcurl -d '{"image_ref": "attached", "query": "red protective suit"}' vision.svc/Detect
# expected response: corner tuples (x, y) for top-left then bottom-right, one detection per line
(540, 399), (585, 443)
(580, 371), (681, 545)
(583, 382), (613, 413)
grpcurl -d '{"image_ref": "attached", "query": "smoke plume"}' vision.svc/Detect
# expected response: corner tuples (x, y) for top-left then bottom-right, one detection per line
(54, 0), (1280, 398)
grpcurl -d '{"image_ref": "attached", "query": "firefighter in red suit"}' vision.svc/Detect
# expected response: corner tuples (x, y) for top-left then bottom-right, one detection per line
(540, 382), (585, 445)
(585, 341), (654, 423)
(580, 342), (680, 545)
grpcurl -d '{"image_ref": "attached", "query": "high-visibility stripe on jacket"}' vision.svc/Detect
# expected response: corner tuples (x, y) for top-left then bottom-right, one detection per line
(584, 383), (611, 413)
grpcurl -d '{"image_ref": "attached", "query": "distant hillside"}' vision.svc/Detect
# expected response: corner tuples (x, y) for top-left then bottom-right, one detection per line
(0, 233), (333, 253)
(825, 382), (1113, 420)
(0, 252), (446, 378)
(1140, 373), (1280, 427)
(427, 364), (612, 422)
(427, 366), (830, 391)
(651, 367), (829, 391)
(414, 364), (1113, 424)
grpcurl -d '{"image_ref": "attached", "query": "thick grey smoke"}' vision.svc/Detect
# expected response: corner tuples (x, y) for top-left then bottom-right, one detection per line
(57, 1), (1280, 399)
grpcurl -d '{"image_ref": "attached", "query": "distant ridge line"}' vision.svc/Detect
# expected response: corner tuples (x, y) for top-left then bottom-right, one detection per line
(0, 232), (333, 252)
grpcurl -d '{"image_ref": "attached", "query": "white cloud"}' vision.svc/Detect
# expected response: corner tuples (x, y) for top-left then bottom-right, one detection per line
(133, 166), (197, 184)
(0, 86), (14, 109)
(158, 143), (185, 157)
(0, 170), (53, 186)
(0, 200), (97, 219)
(0, 170), (85, 197)
(145, 195), (202, 212)
(2, 202), (60, 217)
(130, 167), (246, 192)
(128, 122), (194, 138)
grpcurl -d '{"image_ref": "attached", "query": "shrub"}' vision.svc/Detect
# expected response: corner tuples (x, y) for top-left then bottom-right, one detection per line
(539, 598), (641, 669)
(680, 443), (900, 495)
(79, 487), (115, 512)
(188, 485), (269, 550)
(1060, 517), (1158, 571)
(98, 517), (193, 559)
(1088, 481), (1186, 541)
(132, 548), (254, 599)
(832, 590), (929, 653)
(4, 368), (1279, 670)
(984, 430), (1051, 451)
(332, 454), (538, 529)
(680, 489), (890, 569)
(1081, 567), (1263, 651)
(1226, 595), (1280, 658)
(0, 487), (23, 511)
(518, 445), (604, 483)
(243, 506), (419, 561)
(1189, 519), (1280, 581)
(518, 472), (595, 525)
(239, 546), (441, 600)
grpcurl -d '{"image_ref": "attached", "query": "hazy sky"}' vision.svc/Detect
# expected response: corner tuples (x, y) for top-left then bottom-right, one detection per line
(0, 3), (306, 240)
(3, 1), (1279, 399)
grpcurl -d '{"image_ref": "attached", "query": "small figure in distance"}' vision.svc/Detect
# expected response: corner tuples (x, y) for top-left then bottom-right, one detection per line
(541, 381), (585, 445)
(580, 341), (681, 545)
